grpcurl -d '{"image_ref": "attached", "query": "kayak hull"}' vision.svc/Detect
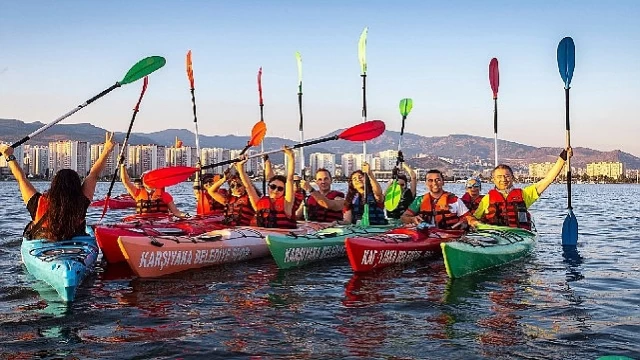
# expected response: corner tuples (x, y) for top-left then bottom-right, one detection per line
(441, 225), (538, 278)
(119, 223), (325, 278)
(346, 228), (464, 272)
(266, 224), (393, 270)
(21, 236), (98, 302)
(90, 195), (136, 209)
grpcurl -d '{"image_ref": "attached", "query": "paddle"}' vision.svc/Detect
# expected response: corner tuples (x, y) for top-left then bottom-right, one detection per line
(489, 57), (500, 167)
(99, 76), (150, 220)
(143, 120), (386, 189)
(11, 56), (166, 148)
(384, 98), (413, 211)
(295, 51), (309, 221)
(186, 50), (204, 214)
(257, 67), (267, 194)
(558, 37), (578, 246)
(358, 26), (370, 227)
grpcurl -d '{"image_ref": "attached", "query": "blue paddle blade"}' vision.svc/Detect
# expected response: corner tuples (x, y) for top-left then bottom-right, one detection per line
(561, 209), (578, 245)
(557, 37), (575, 89)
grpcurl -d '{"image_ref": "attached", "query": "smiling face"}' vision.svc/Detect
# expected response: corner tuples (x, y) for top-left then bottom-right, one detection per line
(426, 172), (444, 196)
(315, 170), (332, 192)
(492, 166), (514, 191)
(465, 179), (481, 197)
(350, 171), (365, 192)
(268, 179), (286, 199)
(228, 179), (245, 197)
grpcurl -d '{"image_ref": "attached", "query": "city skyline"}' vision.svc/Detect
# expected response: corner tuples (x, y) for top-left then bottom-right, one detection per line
(1, 2), (639, 157)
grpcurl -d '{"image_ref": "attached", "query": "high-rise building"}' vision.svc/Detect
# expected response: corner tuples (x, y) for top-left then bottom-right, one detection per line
(48, 140), (90, 176)
(31, 145), (49, 176)
(125, 144), (166, 177)
(90, 143), (120, 177)
(0, 142), (25, 170)
(309, 153), (336, 176)
(201, 148), (230, 174)
(166, 146), (197, 168)
(341, 153), (372, 176)
(586, 161), (625, 179)
(378, 150), (397, 171)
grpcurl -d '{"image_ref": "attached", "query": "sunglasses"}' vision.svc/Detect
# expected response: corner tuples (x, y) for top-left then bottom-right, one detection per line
(229, 182), (243, 189)
(467, 184), (481, 189)
(269, 184), (285, 192)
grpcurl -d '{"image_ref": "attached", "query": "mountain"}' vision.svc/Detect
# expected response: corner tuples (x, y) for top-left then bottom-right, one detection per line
(2, 118), (639, 170)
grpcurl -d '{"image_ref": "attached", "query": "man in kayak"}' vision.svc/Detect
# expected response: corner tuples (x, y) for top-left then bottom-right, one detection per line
(120, 164), (188, 218)
(460, 177), (483, 212)
(1, 133), (116, 241)
(400, 169), (470, 229)
(467, 147), (573, 229)
(298, 168), (345, 223)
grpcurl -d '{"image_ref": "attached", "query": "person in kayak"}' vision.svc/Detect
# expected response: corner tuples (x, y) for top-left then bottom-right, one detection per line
(208, 169), (257, 226)
(467, 148), (573, 229)
(341, 162), (388, 225)
(237, 147), (298, 229)
(193, 172), (227, 215)
(385, 162), (417, 219)
(400, 169), (470, 229)
(1, 133), (116, 241)
(460, 177), (483, 212)
(297, 168), (345, 222)
(120, 164), (188, 218)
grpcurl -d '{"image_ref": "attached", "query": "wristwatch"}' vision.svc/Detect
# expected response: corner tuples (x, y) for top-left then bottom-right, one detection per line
(5, 155), (16, 163)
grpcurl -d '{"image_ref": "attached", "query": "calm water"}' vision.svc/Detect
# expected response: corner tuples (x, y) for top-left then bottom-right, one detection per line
(1, 181), (639, 359)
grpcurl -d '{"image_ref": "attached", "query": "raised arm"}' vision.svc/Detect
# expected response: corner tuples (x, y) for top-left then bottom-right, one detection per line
(120, 163), (138, 198)
(301, 179), (344, 211)
(207, 172), (229, 205)
(83, 132), (116, 200)
(403, 162), (418, 197)
(535, 147), (572, 196)
(264, 155), (275, 179)
(283, 147), (295, 216)
(236, 158), (260, 211)
(0, 145), (36, 205)
(363, 162), (383, 202)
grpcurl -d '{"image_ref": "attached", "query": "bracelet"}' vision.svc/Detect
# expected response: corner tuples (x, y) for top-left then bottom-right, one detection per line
(559, 149), (567, 161)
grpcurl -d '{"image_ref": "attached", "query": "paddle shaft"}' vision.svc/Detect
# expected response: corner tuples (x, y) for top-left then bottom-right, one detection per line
(298, 89), (305, 174)
(565, 87), (572, 209)
(494, 97), (498, 167)
(11, 82), (121, 148)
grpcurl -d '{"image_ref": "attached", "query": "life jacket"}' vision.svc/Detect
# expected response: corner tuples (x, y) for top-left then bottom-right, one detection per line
(196, 189), (227, 215)
(294, 190), (305, 214)
(417, 192), (462, 229)
(223, 194), (255, 226)
(461, 192), (483, 212)
(135, 189), (169, 214)
(254, 196), (297, 229)
(386, 188), (414, 219)
(350, 193), (387, 226)
(306, 190), (345, 222)
(25, 194), (87, 240)
(482, 188), (532, 230)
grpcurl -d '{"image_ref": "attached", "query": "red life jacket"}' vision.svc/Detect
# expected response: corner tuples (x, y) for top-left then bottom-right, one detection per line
(306, 190), (344, 222)
(134, 189), (169, 214)
(254, 196), (297, 229)
(418, 192), (462, 229)
(196, 189), (227, 215)
(482, 188), (532, 230)
(294, 190), (304, 213)
(461, 193), (483, 212)
(224, 194), (255, 226)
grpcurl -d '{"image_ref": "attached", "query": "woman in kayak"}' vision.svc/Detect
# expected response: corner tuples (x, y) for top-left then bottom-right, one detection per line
(236, 147), (298, 229)
(0, 133), (116, 241)
(120, 164), (188, 218)
(341, 162), (388, 225)
(207, 169), (257, 226)
(460, 177), (483, 212)
(193, 172), (227, 215)
(384, 162), (417, 220)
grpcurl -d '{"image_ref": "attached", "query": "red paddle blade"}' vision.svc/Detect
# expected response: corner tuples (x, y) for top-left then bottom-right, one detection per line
(257, 67), (264, 105)
(143, 166), (198, 189)
(338, 120), (386, 141)
(249, 121), (267, 146)
(489, 57), (499, 99)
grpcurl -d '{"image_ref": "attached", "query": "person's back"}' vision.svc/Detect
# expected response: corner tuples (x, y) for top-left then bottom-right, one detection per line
(133, 187), (172, 215)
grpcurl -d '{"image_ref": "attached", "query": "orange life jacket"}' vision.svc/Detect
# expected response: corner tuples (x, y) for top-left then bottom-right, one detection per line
(135, 189), (169, 214)
(482, 188), (532, 230)
(418, 192), (462, 229)
(196, 189), (227, 215)
(254, 196), (297, 229)
(224, 194), (255, 226)
(306, 190), (344, 222)
(461, 193), (483, 212)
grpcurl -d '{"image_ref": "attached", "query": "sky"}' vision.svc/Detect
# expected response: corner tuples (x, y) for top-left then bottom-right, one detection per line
(1, 0), (639, 156)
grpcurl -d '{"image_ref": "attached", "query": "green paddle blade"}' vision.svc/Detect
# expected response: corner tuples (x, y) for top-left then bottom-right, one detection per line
(358, 27), (368, 74)
(384, 180), (402, 211)
(361, 204), (370, 227)
(399, 98), (413, 117)
(120, 56), (166, 85)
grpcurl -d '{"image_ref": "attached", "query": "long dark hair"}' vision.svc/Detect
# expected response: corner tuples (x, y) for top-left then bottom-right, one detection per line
(43, 169), (88, 240)
(344, 170), (374, 205)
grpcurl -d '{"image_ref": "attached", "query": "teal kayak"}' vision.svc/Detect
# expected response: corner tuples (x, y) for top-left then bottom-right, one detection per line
(21, 236), (99, 302)
(266, 224), (394, 269)
(441, 224), (537, 278)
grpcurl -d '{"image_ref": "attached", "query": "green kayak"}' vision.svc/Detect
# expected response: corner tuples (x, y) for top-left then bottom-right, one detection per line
(266, 224), (394, 269)
(441, 224), (538, 278)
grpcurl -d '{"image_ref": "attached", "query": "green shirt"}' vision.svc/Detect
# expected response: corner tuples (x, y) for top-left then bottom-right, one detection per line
(473, 184), (539, 219)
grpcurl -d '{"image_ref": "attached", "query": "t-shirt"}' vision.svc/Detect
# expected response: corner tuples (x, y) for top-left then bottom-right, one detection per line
(473, 185), (539, 219)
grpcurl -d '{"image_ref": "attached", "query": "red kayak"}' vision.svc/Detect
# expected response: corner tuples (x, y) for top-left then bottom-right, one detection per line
(94, 214), (226, 264)
(346, 227), (464, 272)
(90, 194), (136, 209)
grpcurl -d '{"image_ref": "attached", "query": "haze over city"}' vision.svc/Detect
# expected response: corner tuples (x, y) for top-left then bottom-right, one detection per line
(1, 1), (638, 156)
